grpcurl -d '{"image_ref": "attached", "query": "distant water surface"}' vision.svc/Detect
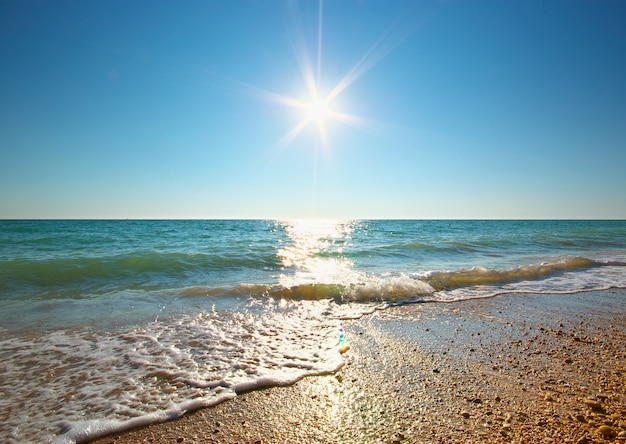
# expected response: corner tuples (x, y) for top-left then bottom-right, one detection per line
(1, 219), (625, 442)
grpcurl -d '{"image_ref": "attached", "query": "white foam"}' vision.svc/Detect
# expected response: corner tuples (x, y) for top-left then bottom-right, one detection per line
(433, 259), (626, 302)
(53, 392), (236, 444)
(0, 299), (348, 443)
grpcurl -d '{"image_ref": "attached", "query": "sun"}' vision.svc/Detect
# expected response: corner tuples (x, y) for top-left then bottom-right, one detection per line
(302, 93), (335, 142)
(239, 0), (415, 151)
(305, 95), (330, 124)
(271, 89), (345, 147)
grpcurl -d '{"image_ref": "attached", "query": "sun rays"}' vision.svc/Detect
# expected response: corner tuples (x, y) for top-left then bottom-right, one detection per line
(273, 1), (432, 154)
(212, 1), (430, 156)
(215, 1), (432, 158)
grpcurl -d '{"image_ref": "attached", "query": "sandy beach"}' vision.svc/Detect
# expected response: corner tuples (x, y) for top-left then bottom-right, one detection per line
(92, 289), (626, 444)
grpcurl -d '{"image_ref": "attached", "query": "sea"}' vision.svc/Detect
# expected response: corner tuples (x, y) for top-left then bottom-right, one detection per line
(1, 219), (625, 443)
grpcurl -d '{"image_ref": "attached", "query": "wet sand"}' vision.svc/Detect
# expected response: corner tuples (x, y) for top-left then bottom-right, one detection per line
(92, 289), (626, 443)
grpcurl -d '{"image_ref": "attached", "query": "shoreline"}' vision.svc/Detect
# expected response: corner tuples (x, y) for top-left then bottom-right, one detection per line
(92, 289), (626, 443)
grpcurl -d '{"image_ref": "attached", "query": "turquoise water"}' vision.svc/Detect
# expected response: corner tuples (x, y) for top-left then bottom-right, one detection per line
(1, 219), (625, 442)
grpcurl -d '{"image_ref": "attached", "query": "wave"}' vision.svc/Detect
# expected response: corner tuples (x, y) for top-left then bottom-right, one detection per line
(423, 256), (625, 291)
(3, 249), (625, 306)
(269, 277), (435, 302)
(179, 256), (626, 304)
(378, 240), (488, 254)
(0, 251), (281, 293)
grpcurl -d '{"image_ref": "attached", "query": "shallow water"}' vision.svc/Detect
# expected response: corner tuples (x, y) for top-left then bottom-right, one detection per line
(1, 219), (625, 442)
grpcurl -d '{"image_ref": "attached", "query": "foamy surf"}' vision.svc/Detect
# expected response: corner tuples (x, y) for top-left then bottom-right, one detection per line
(2, 300), (348, 443)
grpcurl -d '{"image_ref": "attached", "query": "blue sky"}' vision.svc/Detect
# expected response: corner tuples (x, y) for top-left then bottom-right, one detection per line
(1, 0), (625, 219)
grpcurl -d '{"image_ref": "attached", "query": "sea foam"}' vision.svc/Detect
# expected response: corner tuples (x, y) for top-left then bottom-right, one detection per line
(1, 299), (348, 443)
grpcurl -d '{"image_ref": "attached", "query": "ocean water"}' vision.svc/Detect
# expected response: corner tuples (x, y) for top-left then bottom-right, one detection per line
(1, 219), (625, 443)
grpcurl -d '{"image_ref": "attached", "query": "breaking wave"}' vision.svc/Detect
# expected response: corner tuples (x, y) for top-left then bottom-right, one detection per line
(424, 256), (624, 291)
(181, 256), (626, 304)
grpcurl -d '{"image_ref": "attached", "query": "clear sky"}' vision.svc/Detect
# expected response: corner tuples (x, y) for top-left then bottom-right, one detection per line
(1, 0), (625, 219)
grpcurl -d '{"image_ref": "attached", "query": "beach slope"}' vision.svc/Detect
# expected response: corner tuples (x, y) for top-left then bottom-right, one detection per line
(93, 290), (626, 443)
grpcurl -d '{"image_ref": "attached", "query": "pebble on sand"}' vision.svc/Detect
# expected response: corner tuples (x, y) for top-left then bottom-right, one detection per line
(583, 399), (603, 410)
(597, 425), (616, 437)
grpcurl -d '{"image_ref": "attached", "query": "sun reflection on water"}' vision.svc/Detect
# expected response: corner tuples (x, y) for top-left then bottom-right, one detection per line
(277, 220), (360, 289)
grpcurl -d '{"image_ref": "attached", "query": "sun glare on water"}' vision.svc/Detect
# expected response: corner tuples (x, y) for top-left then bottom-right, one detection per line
(277, 219), (358, 288)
